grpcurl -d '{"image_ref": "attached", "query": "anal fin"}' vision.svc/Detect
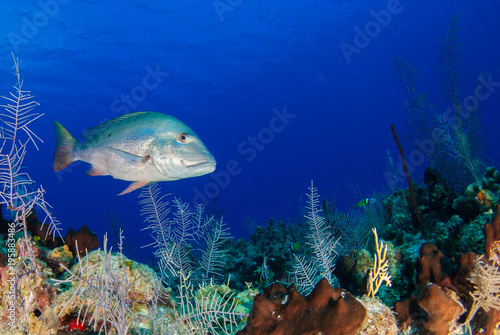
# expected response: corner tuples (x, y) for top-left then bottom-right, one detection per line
(118, 181), (149, 196)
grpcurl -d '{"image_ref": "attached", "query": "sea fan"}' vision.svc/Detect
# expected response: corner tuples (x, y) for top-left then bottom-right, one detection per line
(0, 58), (42, 210)
(172, 197), (196, 244)
(259, 255), (271, 285)
(438, 14), (463, 113)
(439, 119), (483, 187)
(198, 216), (231, 283)
(139, 183), (172, 244)
(302, 181), (340, 287)
(326, 207), (371, 255)
(394, 58), (437, 141)
(435, 15), (485, 188)
(291, 254), (319, 294)
(160, 272), (247, 335)
(139, 183), (180, 279)
(139, 184), (194, 281)
(140, 183), (229, 286)
(0, 54), (62, 271)
(463, 256), (500, 333)
(394, 16), (486, 193)
(52, 233), (135, 335)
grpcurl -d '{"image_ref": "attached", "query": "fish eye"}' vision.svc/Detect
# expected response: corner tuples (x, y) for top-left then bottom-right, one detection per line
(178, 133), (190, 143)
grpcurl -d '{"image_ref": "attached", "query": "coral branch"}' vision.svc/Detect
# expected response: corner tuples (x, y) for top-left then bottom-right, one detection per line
(367, 228), (392, 298)
(390, 124), (423, 230)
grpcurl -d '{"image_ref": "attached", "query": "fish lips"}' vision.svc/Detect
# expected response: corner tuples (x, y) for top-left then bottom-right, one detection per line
(186, 158), (216, 176)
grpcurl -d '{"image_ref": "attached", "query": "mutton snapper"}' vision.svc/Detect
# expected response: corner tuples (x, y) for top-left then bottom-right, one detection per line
(53, 111), (216, 195)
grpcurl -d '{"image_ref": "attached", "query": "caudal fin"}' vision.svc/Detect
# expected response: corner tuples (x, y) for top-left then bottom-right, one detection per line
(53, 121), (77, 172)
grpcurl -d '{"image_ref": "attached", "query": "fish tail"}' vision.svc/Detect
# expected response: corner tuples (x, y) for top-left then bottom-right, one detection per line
(53, 121), (78, 172)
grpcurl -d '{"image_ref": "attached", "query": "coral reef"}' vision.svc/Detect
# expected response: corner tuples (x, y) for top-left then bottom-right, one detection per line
(417, 283), (464, 335)
(64, 225), (99, 257)
(26, 210), (63, 249)
(53, 246), (163, 333)
(237, 278), (366, 335)
(223, 218), (305, 288)
(0, 237), (59, 334)
(389, 204), (500, 334)
(424, 167), (457, 221)
(234, 170), (500, 334)
(2, 163), (500, 334)
(0, 231), (251, 334)
(416, 242), (457, 289)
(357, 296), (398, 334)
(46, 245), (74, 275)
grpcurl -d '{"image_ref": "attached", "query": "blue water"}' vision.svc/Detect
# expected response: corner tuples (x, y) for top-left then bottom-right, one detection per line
(1, 0), (499, 263)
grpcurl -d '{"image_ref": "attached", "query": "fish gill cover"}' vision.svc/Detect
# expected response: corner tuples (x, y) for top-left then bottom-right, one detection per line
(0, 0), (500, 334)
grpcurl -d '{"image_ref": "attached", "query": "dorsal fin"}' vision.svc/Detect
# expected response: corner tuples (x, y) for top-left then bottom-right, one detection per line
(81, 112), (149, 141)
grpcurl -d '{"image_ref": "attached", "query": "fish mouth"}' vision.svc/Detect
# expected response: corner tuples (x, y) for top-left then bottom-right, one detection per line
(186, 159), (216, 173)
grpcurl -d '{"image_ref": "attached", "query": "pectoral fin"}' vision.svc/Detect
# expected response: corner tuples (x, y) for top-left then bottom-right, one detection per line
(107, 147), (150, 166)
(118, 180), (149, 196)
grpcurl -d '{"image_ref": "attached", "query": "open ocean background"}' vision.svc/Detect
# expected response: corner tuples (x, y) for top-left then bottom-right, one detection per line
(1, 0), (499, 264)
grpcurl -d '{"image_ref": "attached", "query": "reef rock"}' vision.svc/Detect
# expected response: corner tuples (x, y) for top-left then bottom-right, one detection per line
(64, 225), (99, 256)
(237, 278), (366, 335)
(417, 283), (464, 335)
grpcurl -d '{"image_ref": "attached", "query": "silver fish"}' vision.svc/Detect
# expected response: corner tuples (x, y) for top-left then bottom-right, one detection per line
(53, 111), (216, 195)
